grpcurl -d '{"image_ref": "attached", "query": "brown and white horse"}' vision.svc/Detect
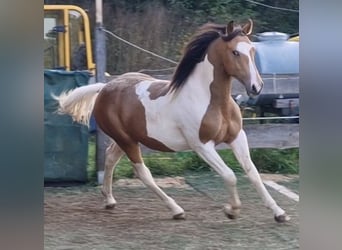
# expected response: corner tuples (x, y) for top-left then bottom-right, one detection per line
(55, 19), (290, 222)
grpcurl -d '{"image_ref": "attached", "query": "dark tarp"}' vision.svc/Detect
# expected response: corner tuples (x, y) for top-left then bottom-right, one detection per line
(44, 70), (91, 183)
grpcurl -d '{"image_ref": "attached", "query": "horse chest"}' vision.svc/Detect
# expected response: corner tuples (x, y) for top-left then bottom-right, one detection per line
(199, 100), (242, 144)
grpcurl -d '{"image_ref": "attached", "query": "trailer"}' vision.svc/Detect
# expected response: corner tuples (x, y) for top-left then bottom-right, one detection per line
(232, 32), (299, 121)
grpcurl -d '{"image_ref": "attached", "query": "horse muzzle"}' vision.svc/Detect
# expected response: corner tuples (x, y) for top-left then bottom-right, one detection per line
(247, 81), (263, 97)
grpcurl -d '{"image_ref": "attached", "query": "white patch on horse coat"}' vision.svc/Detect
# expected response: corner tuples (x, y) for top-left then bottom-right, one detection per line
(236, 42), (260, 92)
(135, 56), (214, 151)
(135, 81), (151, 98)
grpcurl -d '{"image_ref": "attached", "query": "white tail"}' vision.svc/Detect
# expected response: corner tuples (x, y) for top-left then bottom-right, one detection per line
(53, 83), (106, 126)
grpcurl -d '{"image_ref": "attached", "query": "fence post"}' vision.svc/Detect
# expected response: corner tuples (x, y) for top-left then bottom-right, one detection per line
(95, 0), (106, 184)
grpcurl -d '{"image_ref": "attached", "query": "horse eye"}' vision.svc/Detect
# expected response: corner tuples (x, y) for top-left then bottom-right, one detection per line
(232, 50), (240, 56)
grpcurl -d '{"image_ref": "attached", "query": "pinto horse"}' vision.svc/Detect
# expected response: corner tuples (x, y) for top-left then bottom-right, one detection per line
(56, 19), (290, 223)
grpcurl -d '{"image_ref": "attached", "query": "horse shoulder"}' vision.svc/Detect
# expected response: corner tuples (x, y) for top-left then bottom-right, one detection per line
(224, 98), (243, 143)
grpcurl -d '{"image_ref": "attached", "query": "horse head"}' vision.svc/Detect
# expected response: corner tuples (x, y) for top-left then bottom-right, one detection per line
(217, 19), (263, 97)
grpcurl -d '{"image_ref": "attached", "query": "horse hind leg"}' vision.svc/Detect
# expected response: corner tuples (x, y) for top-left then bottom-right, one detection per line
(124, 143), (185, 219)
(101, 142), (125, 209)
(133, 162), (185, 219)
(229, 129), (290, 223)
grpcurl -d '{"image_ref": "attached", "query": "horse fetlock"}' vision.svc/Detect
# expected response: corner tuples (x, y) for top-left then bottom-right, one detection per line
(101, 188), (116, 209)
(267, 202), (285, 215)
(101, 187), (112, 198)
(104, 196), (116, 209)
(171, 204), (185, 220)
(165, 199), (184, 217)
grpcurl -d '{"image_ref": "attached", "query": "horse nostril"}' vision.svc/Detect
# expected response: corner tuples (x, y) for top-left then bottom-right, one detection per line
(252, 85), (257, 93)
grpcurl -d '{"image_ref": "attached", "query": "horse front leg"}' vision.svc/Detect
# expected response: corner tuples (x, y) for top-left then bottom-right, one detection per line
(194, 141), (242, 219)
(101, 142), (125, 209)
(229, 129), (290, 223)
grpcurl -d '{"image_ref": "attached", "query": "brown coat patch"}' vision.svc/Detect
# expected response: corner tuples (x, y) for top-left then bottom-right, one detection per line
(93, 73), (174, 163)
(148, 81), (171, 100)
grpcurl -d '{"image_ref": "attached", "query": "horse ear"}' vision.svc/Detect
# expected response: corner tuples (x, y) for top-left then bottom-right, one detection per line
(226, 21), (234, 34)
(242, 19), (253, 35)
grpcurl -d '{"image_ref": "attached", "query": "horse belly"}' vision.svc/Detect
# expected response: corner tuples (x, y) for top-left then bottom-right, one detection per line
(144, 118), (190, 151)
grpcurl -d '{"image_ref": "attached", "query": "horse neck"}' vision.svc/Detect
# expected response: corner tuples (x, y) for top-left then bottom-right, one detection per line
(210, 66), (233, 105)
(193, 54), (233, 101)
(174, 55), (233, 108)
(176, 55), (217, 98)
(186, 55), (215, 91)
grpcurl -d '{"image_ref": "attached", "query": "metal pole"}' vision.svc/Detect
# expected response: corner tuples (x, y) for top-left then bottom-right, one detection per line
(95, 0), (106, 184)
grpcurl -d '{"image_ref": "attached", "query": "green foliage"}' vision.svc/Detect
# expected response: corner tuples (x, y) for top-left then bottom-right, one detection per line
(250, 148), (299, 174)
(87, 135), (97, 182)
(115, 151), (212, 178)
(87, 136), (298, 180)
(46, 0), (298, 73)
(218, 150), (243, 172)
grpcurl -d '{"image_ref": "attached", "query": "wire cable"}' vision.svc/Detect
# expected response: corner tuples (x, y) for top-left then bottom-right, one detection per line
(138, 67), (176, 73)
(244, 0), (299, 13)
(102, 28), (178, 65)
(243, 116), (299, 121)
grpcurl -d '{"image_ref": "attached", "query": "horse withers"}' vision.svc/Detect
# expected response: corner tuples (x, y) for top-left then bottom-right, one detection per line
(55, 19), (290, 223)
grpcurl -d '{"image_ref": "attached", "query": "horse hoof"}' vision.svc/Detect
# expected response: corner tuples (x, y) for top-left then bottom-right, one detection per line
(274, 213), (291, 223)
(105, 203), (116, 210)
(173, 213), (186, 220)
(223, 205), (239, 219)
(226, 213), (237, 220)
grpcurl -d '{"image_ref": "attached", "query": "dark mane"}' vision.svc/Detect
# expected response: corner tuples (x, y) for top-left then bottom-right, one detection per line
(170, 23), (245, 92)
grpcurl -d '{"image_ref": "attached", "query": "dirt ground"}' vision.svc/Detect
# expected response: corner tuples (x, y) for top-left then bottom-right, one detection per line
(44, 173), (299, 250)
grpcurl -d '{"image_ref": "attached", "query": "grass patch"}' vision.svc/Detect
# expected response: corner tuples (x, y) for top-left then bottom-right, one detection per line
(87, 135), (97, 182)
(115, 151), (212, 178)
(87, 135), (298, 180)
(250, 148), (299, 174)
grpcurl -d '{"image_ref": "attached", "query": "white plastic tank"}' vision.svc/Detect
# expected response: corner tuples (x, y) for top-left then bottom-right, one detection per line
(253, 32), (299, 74)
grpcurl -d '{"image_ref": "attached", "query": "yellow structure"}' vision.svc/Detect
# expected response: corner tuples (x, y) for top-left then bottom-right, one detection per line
(288, 36), (299, 42)
(44, 5), (95, 71)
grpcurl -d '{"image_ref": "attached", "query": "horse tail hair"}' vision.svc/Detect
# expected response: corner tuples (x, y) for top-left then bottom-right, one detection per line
(53, 83), (106, 126)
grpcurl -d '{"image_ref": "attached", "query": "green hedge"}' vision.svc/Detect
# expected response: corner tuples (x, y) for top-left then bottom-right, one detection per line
(88, 135), (298, 181)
